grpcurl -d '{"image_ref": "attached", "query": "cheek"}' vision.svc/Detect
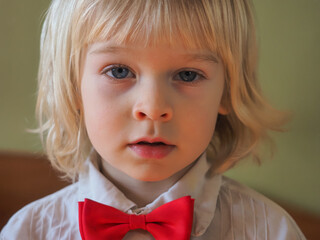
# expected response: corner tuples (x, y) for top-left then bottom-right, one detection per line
(178, 98), (220, 149)
(191, 94), (222, 140)
(194, 110), (218, 141)
(81, 84), (121, 145)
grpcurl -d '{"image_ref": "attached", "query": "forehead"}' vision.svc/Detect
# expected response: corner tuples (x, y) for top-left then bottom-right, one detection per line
(87, 41), (220, 64)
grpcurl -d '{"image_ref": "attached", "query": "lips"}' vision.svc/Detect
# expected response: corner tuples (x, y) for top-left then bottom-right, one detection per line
(128, 138), (175, 159)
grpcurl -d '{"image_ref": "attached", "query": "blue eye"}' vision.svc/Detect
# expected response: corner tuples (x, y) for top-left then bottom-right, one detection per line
(178, 71), (198, 82)
(103, 65), (134, 79)
(110, 67), (130, 79)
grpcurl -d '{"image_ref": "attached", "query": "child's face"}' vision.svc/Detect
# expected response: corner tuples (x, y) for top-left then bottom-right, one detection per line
(81, 41), (226, 181)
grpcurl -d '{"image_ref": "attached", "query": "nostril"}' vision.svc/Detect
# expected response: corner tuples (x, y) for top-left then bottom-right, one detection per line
(138, 112), (146, 119)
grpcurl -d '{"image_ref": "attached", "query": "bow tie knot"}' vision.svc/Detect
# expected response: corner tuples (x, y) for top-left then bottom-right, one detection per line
(129, 214), (146, 230)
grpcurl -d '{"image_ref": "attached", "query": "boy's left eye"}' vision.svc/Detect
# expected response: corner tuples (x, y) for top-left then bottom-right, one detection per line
(175, 70), (205, 83)
(178, 71), (198, 82)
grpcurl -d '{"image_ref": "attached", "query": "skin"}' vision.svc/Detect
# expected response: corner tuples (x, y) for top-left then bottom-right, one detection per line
(81, 41), (226, 182)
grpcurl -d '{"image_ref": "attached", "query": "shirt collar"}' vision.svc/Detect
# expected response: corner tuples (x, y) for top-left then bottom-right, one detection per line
(77, 153), (221, 237)
(77, 155), (136, 211)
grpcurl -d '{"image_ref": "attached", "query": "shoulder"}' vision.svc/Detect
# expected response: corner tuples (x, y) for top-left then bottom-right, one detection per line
(1, 183), (81, 240)
(213, 176), (306, 240)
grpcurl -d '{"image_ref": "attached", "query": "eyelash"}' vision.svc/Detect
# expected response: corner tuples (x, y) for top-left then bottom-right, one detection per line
(100, 64), (207, 83)
(101, 64), (136, 80)
(173, 69), (206, 84)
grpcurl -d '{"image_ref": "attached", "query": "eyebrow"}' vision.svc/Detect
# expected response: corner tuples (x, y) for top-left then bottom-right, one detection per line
(89, 45), (129, 55)
(89, 45), (219, 64)
(185, 53), (219, 64)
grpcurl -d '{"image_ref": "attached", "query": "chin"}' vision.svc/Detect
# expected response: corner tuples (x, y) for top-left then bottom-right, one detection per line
(129, 171), (170, 182)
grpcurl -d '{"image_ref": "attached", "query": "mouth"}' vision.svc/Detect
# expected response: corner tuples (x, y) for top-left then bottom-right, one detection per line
(128, 139), (175, 159)
(135, 141), (167, 146)
(130, 137), (173, 145)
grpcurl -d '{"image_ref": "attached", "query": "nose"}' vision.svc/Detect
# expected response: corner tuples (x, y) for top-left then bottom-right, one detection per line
(132, 79), (173, 122)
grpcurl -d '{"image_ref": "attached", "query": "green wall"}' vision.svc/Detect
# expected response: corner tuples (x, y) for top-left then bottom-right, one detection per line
(0, 1), (48, 150)
(225, 0), (320, 214)
(0, 1), (319, 214)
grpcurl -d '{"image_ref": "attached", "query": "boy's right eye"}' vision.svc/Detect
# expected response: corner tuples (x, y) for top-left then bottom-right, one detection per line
(102, 65), (135, 79)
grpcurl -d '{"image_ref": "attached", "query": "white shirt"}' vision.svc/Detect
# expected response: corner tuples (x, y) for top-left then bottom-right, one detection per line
(1, 154), (306, 240)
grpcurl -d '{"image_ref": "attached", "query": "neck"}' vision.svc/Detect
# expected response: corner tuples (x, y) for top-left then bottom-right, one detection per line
(100, 159), (195, 208)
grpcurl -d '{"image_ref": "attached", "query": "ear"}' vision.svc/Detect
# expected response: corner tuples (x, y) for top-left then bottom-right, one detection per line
(218, 105), (229, 115)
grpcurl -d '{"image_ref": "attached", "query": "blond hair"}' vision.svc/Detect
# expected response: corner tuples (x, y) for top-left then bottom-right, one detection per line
(37, 0), (286, 181)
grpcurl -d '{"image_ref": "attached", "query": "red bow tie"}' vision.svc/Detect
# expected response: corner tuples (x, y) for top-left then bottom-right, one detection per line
(78, 196), (194, 240)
